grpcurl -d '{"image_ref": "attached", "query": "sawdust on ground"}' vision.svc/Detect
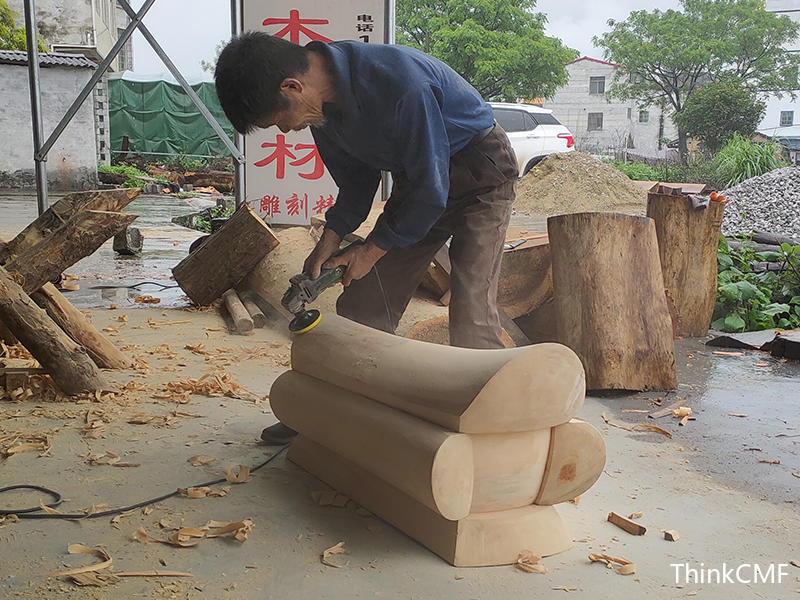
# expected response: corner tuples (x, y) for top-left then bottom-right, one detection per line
(514, 152), (647, 216)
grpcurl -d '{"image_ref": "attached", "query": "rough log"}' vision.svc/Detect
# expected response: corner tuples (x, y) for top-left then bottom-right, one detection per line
(271, 370), (474, 520)
(751, 231), (800, 247)
(0, 319), (18, 345)
(497, 234), (552, 319)
(30, 283), (131, 369)
(647, 192), (726, 336)
(173, 204), (279, 306)
(0, 188), (140, 264)
(222, 289), (254, 334)
(0, 266), (106, 395)
(5, 211), (138, 294)
(513, 298), (558, 344)
(548, 212), (676, 391)
(183, 170), (234, 193)
(290, 314), (585, 433)
(238, 291), (266, 328)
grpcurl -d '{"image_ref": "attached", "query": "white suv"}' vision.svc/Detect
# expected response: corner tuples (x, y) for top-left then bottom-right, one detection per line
(489, 102), (575, 177)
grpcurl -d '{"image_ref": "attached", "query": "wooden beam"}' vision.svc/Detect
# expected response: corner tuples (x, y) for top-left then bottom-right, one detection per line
(30, 283), (131, 369)
(5, 211), (138, 294)
(0, 188), (140, 264)
(172, 204), (279, 306)
(0, 266), (107, 395)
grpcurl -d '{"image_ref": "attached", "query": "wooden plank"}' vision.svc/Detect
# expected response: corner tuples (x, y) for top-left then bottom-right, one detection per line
(5, 211), (138, 294)
(30, 283), (131, 369)
(607, 512), (646, 536)
(0, 266), (107, 395)
(0, 188), (140, 264)
(172, 204), (279, 306)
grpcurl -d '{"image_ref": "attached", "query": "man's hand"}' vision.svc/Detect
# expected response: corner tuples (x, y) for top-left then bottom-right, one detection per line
(303, 228), (342, 279)
(323, 240), (387, 286)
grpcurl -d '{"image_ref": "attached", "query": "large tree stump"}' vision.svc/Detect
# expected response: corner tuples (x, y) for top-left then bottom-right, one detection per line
(547, 212), (676, 391)
(0, 266), (106, 395)
(6, 211), (137, 294)
(172, 204), (279, 306)
(0, 188), (140, 264)
(647, 190), (726, 337)
(30, 283), (131, 369)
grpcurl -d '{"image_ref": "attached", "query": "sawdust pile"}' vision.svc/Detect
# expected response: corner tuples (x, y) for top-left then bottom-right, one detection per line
(514, 152), (647, 216)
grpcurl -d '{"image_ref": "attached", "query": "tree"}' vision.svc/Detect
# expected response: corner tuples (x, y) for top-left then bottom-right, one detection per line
(674, 79), (765, 153)
(397, 0), (576, 100)
(0, 0), (46, 51)
(200, 40), (226, 74)
(594, 0), (800, 162)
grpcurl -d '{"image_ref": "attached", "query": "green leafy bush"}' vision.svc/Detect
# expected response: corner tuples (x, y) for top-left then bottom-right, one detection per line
(610, 161), (662, 181)
(712, 236), (800, 332)
(98, 164), (166, 188)
(195, 204), (235, 233)
(713, 133), (787, 188)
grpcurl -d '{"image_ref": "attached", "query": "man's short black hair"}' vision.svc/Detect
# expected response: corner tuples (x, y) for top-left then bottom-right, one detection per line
(214, 32), (310, 134)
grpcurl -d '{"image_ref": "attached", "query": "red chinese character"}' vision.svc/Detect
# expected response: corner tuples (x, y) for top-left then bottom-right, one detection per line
(313, 194), (335, 214)
(259, 195), (280, 217)
(254, 135), (297, 179)
(290, 143), (325, 180)
(286, 193), (308, 218)
(263, 10), (332, 45)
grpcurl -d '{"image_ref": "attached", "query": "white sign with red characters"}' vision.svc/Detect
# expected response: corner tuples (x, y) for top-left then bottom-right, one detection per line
(243, 1), (389, 225)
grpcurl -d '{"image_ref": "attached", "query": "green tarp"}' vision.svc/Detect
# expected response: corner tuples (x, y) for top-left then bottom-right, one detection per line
(108, 77), (234, 157)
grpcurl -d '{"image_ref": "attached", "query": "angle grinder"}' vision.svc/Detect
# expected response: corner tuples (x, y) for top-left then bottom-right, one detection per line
(280, 242), (361, 334)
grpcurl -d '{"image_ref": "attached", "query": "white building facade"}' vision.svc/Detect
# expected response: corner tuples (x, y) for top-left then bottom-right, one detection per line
(543, 57), (677, 157)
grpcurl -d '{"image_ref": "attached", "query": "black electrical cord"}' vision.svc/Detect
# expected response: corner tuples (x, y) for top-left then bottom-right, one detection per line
(0, 444), (288, 519)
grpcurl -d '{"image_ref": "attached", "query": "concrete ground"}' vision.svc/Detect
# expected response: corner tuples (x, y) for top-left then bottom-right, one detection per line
(0, 193), (798, 599)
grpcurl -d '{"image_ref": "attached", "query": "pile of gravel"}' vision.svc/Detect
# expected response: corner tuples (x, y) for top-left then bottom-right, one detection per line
(721, 166), (800, 238)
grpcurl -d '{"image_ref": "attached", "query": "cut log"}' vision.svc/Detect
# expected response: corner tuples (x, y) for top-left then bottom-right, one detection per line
(0, 318), (18, 345)
(222, 289), (254, 334)
(290, 314), (585, 433)
(271, 370), (474, 520)
(288, 435), (572, 566)
(30, 283), (131, 369)
(647, 191), (725, 336)
(238, 291), (266, 328)
(0, 266), (106, 395)
(0, 188), (140, 264)
(548, 212), (677, 391)
(172, 204), (279, 306)
(183, 170), (234, 193)
(513, 298), (558, 344)
(751, 231), (800, 247)
(497, 234), (552, 319)
(5, 211), (138, 294)
(113, 226), (143, 255)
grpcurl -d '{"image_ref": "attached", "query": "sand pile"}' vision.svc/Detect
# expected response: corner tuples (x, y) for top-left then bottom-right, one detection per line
(514, 152), (647, 216)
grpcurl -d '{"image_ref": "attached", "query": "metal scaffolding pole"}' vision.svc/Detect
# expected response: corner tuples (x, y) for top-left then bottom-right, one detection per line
(231, 0), (246, 206)
(22, 0), (47, 215)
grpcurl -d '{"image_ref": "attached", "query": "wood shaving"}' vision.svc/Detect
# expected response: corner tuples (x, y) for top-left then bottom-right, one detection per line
(628, 511), (643, 520)
(86, 451), (121, 466)
(0, 433), (50, 457)
(515, 551), (546, 574)
(728, 413), (748, 418)
(617, 563), (637, 575)
(135, 295), (161, 304)
(321, 541), (347, 568)
(134, 519), (253, 547)
(632, 423), (672, 438)
(552, 586), (578, 592)
(177, 486), (229, 499)
(188, 455), (215, 466)
(672, 407), (692, 418)
(589, 553), (634, 574)
(224, 464), (251, 483)
(758, 459), (781, 465)
(56, 544), (113, 577)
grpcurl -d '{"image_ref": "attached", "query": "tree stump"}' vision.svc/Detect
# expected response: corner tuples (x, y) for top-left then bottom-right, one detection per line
(647, 190), (726, 337)
(113, 227), (144, 255)
(547, 212), (677, 391)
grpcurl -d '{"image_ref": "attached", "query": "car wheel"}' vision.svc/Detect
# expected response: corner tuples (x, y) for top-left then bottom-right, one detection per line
(522, 156), (544, 176)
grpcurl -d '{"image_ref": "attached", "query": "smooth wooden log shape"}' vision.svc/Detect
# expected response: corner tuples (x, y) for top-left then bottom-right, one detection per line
(548, 212), (677, 391)
(238, 291), (266, 328)
(0, 266), (106, 395)
(534, 419), (607, 506)
(289, 436), (572, 566)
(270, 370), (474, 520)
(290, 314), (585, 433)
(30, 283), (131, 369)
(0, 188), (140, 264)
(222, 289), (254, 334)
(647, 193), (726, 337)
(5, 211), (138, 294)
(172, 204), (279, 306)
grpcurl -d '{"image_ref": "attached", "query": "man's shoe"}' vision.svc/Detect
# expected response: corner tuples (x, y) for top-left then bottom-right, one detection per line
(260, 422), (298, 445)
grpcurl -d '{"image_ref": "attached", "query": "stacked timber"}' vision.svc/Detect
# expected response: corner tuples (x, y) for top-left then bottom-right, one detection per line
(0, 189), (139, 394)
(270, 315), (605, 567)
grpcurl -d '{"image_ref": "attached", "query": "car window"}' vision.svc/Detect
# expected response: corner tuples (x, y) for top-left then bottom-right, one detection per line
(492, 108), (527, 132)
(523, 113), (538, 131)
(531, 113), (561, 126)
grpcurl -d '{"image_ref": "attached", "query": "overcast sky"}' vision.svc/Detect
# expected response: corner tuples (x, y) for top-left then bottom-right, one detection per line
(130, 0), (683, 78)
